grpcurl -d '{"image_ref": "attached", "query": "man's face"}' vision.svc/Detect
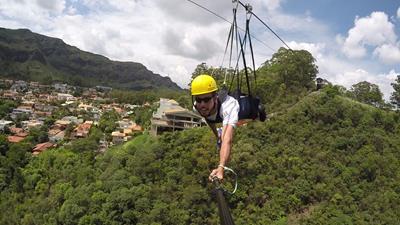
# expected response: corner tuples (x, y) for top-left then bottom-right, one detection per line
(194, 93), (216, 117)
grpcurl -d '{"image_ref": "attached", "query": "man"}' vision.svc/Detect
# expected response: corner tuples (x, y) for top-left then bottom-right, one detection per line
(191, 74), (240, 181)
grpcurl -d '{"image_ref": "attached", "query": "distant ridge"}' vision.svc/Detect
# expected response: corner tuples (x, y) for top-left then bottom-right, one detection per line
(0, 27), (181, 90)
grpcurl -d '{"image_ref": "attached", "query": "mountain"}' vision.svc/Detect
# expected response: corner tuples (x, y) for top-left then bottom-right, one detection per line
(0, 27), (181, 90)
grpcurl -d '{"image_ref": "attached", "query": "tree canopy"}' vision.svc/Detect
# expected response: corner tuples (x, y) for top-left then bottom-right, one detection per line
(390, 75), (400, 109)
(348, 81), (384, 108)
(1, 88), (399, 224)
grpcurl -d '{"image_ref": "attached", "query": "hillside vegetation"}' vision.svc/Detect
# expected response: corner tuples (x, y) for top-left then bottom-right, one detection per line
(1, 47), (400, 224)
(1, 88), (400, 224)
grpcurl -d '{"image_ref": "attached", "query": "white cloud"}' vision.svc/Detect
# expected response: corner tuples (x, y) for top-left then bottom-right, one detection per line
(327, 68), (398, 100)
(373, 43), (400, 64)
(397, 7), (400, 19)
(287, 41), (326, 58)
(0, 0), (398, 96)
(36, 0), (65, 13)
(342, 12), (397, 59)
(262, 0), (283, 11)
(0, 0), (66, 27)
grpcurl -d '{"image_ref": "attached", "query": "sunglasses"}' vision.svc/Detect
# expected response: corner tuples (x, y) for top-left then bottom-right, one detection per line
(195, 96), (213, 104)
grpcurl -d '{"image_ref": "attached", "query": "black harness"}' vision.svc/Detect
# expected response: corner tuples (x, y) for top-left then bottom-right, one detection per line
(204, 89), (265, 124)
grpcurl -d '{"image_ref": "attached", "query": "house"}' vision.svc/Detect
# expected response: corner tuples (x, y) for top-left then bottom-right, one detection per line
(10, 80), (28, 92)
(32, 142), (54, 155)
(20, 100), (35, 110)
(150, 98), (205, 136)
(72, 121), (93, 138)
(22, 92), (36, 101)
(316, 77), (331, 90)
(53, 83), (68, 93)
(10, 108), (33, 120)
(29, 81), (40, 88)
(9, 127), (29, 138)
(1, 90), (20, 100)
(61, 116), (83, 125)
(34, 103), (56, 112)
(57, 93), (75, 101)
(111, 131), (126, 145)
(34, 110), (52, 119)
(48, 129), (65, 143)
(95, 86), (112, 92)
(0, 120), (13, 131)
(54, 119), (71, 129)
(116, 119), (142, 133)
(21, 120), (43, 131)
(7, 135), (25, 143)
(38, 94), (52, 102)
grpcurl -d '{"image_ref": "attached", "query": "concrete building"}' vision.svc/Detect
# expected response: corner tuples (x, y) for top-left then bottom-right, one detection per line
(150, 98), (204, 136)
(57, 93), (75, 101)
(21, 120), (43, 130)
(0, 120), (13, 131)
(111, 131), (127, 145)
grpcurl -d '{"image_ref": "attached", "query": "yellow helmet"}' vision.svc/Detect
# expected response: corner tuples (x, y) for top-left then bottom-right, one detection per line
(191, 74), (218, 96)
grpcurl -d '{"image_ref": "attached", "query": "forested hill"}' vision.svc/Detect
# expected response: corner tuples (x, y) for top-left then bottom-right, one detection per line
(0, 27), (181, 90)
(1, 88), (399, 224)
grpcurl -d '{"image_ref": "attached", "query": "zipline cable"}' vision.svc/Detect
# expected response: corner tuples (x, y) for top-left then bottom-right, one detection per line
(237, 0), (292, 50)
(185, 0), (276, 52)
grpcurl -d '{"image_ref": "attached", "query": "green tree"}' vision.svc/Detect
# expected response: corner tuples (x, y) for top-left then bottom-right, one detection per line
(262, 47), (318, 92)
(98, 110), (120, 141)
(0, 100), (18, 118)
(390, 75), (400, 109)
(41, 74), (53, 85)
(0, 135), (8, 156)
(349, 81), (384, 107)
(26, 126), (49, 145)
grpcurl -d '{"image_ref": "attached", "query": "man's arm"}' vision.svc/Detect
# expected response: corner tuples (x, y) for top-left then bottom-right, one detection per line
(209, 124), (234, 180)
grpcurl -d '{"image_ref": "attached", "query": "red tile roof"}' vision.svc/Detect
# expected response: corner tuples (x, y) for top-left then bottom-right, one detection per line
(7, 136), (25, 143)
(33, 142), (54, 153)
(10, 127), (23, 134)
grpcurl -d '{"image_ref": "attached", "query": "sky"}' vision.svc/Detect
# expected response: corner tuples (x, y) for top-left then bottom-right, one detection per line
(0, 0), (399, 100)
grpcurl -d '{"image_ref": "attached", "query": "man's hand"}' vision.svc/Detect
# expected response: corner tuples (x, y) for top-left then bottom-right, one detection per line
(209, 166), (224, 181)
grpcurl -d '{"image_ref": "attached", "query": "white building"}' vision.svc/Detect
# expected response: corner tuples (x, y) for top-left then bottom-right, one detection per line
(150, 98), (205, 136)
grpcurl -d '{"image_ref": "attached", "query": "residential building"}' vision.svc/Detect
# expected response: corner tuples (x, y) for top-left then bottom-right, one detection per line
(32, 142), (54, 155)
(57, 93), (75, 101)
(9, 127), (29, 138)
(72, 121), (93, 138)
(151, 98), (204, 136)
(61, 116), (83, 125)
(21, 120), (43, 130)
(95, 86), (112, 92)
(53, 83), (68, 93)
(1, 90), (20, 100)
(10, 80), (28, 92)
(0, 120), (13, 131)
(10, 108), (33, 120)
(48, 129), (65, 143)
(7, 135), (25, 143)
(111, 131), (126, 145)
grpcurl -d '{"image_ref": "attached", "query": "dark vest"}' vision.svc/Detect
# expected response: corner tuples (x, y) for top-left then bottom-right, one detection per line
(201, 88), (264, 124)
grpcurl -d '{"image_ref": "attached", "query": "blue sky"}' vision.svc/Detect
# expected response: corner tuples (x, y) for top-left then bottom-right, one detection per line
(283, 0), (398, 31)
(0, 0), (399, 100)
